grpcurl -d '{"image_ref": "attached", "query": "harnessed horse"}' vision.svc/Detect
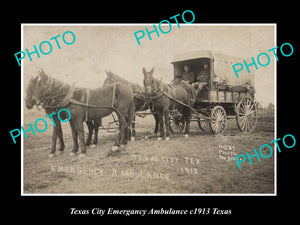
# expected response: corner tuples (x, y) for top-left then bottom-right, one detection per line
(103, 70), (160, 139)
(25, 69), (134, 157)
(142, 67), (194, 140)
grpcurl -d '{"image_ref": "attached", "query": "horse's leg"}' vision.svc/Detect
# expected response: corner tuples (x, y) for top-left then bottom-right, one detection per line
(49, 116), (63, 158)
(52, 114), (65, 154)
(69, 118), (78, 156)
(85, 120), (93, 147)
(122, 115), (129, 146)
(57, 124), (65, 153)
(164, 109), (170, 141)
(130, 114), (136, 141)
(157, 111), (164, 141)
(153, 113), (159, 136)
(122, 101), (134, 146)
(92, 119), (100, 147)
(122, 116), (131, 145)
(184, 108), (192, 138)
(75, 118), (87, 157)
(49, 124), (57, 158)
(112, 112), (126, 151)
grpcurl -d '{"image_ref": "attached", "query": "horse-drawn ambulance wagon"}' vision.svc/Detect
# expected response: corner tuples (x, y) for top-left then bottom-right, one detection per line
(169, 50), (257, 134)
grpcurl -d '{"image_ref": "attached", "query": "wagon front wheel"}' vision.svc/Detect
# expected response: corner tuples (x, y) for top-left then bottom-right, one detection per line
(169, 114), (185, 134)
(236, 97), (257, 133)
(210, 106), (227, 134)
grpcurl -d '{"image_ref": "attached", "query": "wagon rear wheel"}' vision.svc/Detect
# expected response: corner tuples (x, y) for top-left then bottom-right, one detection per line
(210, 106), (227, 134)
(169, 114), (185, 134)
(236, 97), (257, 133)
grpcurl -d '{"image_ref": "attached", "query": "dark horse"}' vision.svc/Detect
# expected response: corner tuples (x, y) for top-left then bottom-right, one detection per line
(25, 69), (134, 157)
(143, 67), (194, 140)
(25, 70), (73, 157)
(103, 70), (159, 140)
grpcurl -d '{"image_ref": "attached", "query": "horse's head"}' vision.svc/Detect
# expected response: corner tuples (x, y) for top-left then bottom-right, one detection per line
(25, 69), (50, 109)
(142, 67), (156, 96)
(103, 70), (116, 86)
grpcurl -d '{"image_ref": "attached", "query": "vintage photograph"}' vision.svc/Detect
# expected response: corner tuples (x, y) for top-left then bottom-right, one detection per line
(22, 24), (275, 195)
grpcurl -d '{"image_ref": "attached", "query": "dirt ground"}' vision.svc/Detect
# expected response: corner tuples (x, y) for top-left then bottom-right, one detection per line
(23, 109), (275, 194)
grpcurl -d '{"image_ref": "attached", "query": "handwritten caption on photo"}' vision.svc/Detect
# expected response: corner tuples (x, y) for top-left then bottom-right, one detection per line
(50, 154), (206, 181)
(218, 144), (237, 161)
(131, 154), (202, 176)
(50, 164), (170, 181)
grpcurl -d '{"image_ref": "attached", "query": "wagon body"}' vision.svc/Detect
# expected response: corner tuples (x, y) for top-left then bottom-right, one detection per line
(170, 50), (257, 134)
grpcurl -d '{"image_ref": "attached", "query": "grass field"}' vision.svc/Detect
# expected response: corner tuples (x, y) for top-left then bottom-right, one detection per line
(22, 109), (275, 194)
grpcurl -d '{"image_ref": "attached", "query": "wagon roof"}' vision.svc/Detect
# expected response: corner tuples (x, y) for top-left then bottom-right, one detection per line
(171, 50), (212, 63)
(171, 50), (255, 86)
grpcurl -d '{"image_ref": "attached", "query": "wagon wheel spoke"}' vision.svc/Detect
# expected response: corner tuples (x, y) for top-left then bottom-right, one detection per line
(237, 106), (246, 114)
(246, 110), (256, 115)
(176, 124), (181, 132)
(247, 116), (256, 129)
(239, 117), (246, 130)
(248, 115), (256, 122)
(247, 102), (255, 112)
(219, 121), (225, 131)
(212, 121), (218, 133)
(211, 121), (217, 130)
(237, 111), (246, 116)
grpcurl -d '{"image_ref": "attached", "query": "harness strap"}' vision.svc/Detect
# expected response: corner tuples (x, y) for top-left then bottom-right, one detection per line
(67, 98), (131, 130)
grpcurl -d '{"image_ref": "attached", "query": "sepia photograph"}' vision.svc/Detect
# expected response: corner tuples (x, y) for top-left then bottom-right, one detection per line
(21, 24), (276, 195)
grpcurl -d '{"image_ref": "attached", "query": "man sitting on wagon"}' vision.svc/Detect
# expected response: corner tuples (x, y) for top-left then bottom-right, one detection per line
(175, 65), (196, 104)
(192, 64), (210, 96)
(196, 64), (210, 87)
(181, 65), (195, 84)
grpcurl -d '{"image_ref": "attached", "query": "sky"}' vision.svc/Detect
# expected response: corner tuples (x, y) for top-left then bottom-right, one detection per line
(22, 24), (275, 107)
